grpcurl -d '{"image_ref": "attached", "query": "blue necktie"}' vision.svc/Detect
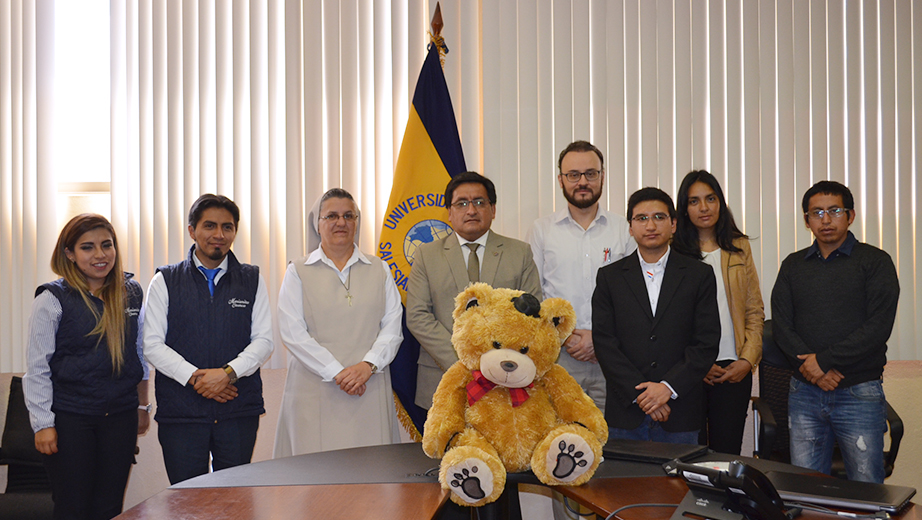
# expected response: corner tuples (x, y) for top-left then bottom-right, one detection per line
(198, 266), (221, 297)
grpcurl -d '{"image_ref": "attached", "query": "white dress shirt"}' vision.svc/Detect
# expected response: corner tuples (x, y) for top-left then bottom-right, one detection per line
(527, 206), (635, 330)
(456, 230), (490, 275)
(639, 246), (670, 316)
(276, 246), (403, 382)
(638, 246), (678, 399)
(143, 252), (274, 385)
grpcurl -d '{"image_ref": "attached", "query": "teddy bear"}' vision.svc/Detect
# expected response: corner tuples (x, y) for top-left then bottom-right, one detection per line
(422, 283), (609, 507)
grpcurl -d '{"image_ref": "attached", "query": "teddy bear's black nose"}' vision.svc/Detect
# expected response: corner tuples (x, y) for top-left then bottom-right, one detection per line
(511, 293), (540, 318)
(501, 361), (518, 372)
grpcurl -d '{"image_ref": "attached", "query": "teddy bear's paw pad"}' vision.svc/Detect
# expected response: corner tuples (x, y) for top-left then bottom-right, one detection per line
(547, 434), (594, 482)
(447, 459), (493, 504)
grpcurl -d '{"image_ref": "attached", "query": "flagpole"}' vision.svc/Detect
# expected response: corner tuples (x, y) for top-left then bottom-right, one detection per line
(382, 0), (467, 441)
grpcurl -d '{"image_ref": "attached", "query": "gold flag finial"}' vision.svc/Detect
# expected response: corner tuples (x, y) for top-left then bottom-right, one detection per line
(430, 3), (443, 36)
(428, 2), (448, 66)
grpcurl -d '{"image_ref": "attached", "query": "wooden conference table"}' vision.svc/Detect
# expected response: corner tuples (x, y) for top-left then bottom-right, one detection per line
(117, 443), (920, 520)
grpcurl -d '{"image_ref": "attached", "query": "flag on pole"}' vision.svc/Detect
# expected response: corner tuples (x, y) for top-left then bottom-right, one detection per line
(379, 36), (466, 440)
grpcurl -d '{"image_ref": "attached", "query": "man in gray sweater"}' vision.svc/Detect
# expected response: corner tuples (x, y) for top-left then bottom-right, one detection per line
(771, 180), (899, 483)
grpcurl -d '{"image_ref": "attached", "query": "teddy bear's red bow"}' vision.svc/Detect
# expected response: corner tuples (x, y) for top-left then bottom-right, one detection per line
(467, 370), (533, 407)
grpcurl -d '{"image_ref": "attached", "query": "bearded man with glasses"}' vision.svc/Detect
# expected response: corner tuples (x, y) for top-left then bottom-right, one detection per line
(771, 180), (899, 483)
(527, 141), (636, 417)
(527, 141), (638, 519)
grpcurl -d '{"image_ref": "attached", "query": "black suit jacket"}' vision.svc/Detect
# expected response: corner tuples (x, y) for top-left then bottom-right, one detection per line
(592, 249), (720, 432)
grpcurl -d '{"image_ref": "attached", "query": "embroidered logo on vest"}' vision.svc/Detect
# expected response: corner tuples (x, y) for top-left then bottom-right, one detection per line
(228, 298), (250, 309)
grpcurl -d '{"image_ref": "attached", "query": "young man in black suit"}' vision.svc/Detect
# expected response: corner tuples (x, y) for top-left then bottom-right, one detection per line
(592, 187), (720, 443)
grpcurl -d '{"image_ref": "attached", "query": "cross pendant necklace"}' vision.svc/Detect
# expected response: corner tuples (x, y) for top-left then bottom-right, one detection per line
(341, 268), (353, 306)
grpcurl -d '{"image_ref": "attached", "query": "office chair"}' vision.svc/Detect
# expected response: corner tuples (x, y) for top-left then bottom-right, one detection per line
(751, 320), (903, 479)
(0, 376), (54, 520)
(750, 320), (793, 463)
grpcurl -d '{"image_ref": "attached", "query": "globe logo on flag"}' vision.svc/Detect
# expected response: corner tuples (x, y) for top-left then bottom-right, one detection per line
(405, 219), (453, 266)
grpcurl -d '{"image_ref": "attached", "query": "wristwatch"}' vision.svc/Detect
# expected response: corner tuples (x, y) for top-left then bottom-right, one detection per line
(138, 403), (152, 413)
(364, 361), (378, 373)
(222, 364), (238, 384)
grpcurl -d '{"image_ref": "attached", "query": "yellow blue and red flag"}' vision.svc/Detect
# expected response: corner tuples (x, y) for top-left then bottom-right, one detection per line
(379, 40), (466, 439)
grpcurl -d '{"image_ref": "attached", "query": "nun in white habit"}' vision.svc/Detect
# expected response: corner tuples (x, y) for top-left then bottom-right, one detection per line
(273, 188), (402, 457)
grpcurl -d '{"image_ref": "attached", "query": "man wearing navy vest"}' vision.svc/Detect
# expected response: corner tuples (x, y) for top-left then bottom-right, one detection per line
(143, 194), (274, 484)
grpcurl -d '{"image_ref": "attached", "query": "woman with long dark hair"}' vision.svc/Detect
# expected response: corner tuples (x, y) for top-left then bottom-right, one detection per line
(673, 171), (764, 455)
(23, 214), (149, 520)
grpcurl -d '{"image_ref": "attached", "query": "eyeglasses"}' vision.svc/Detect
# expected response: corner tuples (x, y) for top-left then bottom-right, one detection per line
(320, 212), (358, 222)
(805, 207), (848, 221)
(560, 169), (602, 182)
(450, 198), (490, 210)
(630, 213), (670, 224)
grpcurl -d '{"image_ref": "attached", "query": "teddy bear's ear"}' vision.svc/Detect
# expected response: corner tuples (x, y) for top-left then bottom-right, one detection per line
(453, 282), (494, 320)
(540, 297), (577, 341)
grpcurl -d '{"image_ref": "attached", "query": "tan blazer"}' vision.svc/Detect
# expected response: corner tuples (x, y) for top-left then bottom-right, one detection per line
(407, 231), (542, 408)
(720, 237), (765, 369)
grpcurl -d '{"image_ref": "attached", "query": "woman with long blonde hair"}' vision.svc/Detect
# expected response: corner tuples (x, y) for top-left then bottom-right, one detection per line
(23, 214), (149, 520)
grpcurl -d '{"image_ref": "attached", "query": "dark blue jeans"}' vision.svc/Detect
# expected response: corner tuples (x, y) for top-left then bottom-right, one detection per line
(157, 416), (259, 485)
(608, 415), (699, 444)
(788, 378), (887, 483)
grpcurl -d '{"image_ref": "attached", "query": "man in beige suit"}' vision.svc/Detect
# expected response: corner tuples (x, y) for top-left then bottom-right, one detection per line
(408, 171), (542, 410)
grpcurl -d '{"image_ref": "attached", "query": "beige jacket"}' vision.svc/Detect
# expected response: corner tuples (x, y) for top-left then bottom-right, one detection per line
(720, 237), (765, 369)
(406, 231), (543, 409)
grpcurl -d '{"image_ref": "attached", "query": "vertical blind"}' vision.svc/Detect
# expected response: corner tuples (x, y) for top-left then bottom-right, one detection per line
(1, 0), (919, 371)
(483, 0), (919, 360)
(1, 0), (55, 371)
